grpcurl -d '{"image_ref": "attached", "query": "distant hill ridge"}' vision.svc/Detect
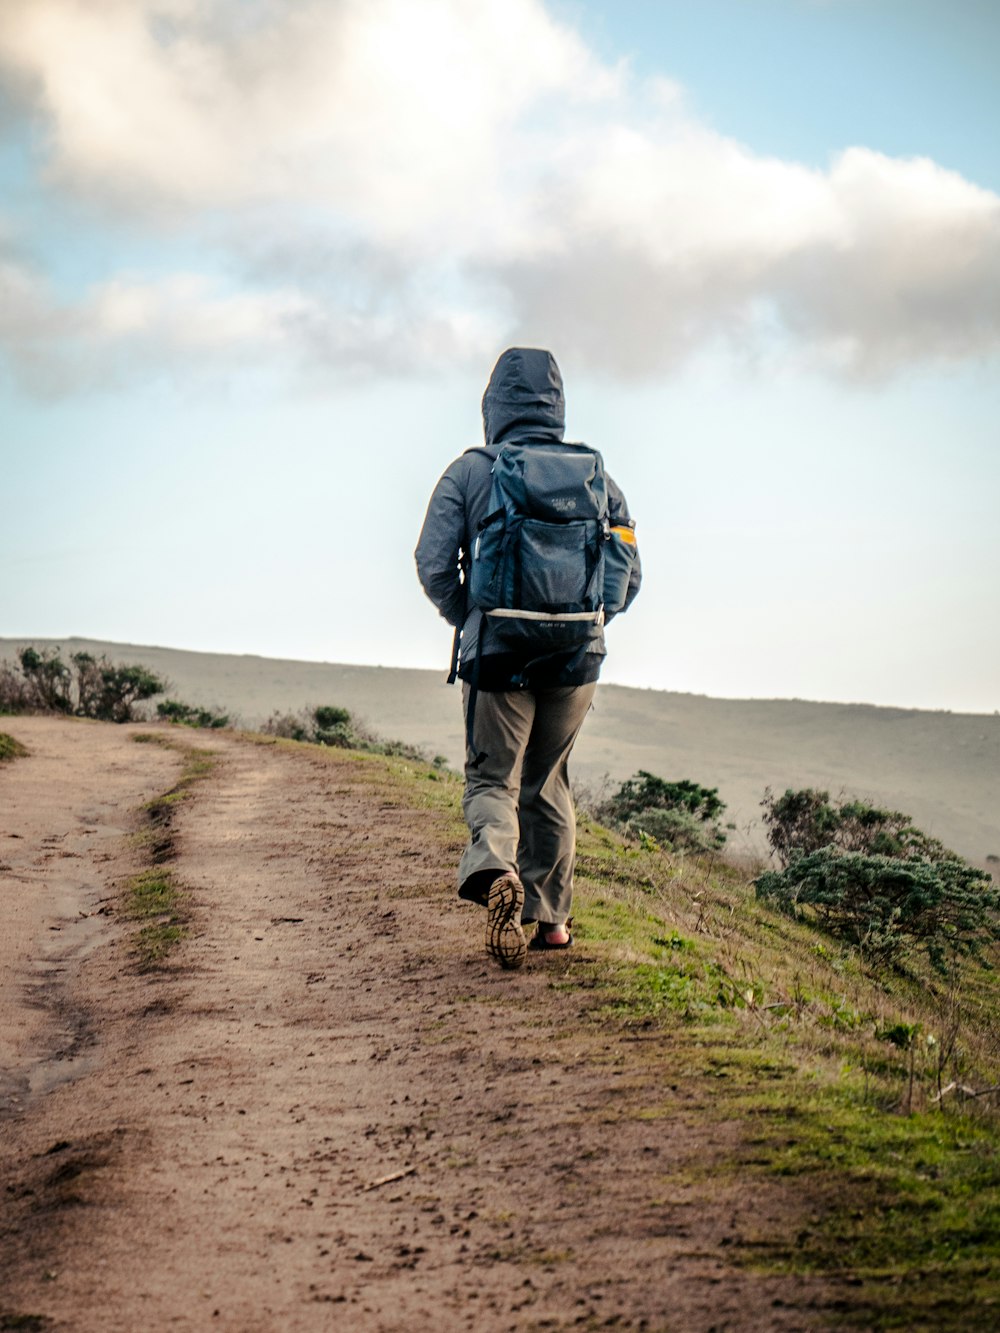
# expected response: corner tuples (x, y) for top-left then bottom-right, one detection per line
(2, 636), (997, 872)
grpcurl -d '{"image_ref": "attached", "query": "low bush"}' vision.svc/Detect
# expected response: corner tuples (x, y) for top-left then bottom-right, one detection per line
(157, 699), (230, 730)
(0, 732), (28, 762)
(0, 647), (167, 723)
(594, 770), (727, 853)
(760, 787), (840, 864)
(18, 645), (74, 712)
(756, 787), (996, 972)
(312, 704), (356, 748)
(313, 704), (351, 730)
(624, 806), (725, 855)
(0, 660), (33, 714)
(261, 710), (311, 742)
(761, 787), (954, 868)
(261, 704), (445, 767)
(756, 846), (1000, 973)
(73, 652), (165, 723)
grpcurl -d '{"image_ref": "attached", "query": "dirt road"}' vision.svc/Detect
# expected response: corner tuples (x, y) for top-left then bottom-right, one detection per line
(1, 717), (836, 1331)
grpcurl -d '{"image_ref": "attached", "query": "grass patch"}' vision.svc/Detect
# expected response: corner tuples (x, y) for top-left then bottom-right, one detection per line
(127, 868), (181, 918)
(125, 732), (217, 969)
(124, 856), (189, 972)
(133, 921), (187, 968)
(559, 814), (1000, 1321)
(726, 1090), (1000, 1326)
(0, 732), (28, 762)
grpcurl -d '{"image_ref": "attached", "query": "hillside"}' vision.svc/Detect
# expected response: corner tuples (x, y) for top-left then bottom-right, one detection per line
(2, 715), (999, 1329)
(2, 636), (998, 871)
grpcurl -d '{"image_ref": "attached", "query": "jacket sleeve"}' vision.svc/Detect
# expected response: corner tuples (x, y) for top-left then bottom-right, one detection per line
(606, 472), (642, 617)
(414, 463), (467, 629)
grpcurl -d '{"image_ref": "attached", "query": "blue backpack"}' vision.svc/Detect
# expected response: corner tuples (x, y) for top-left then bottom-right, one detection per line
(469, 441), (610, 657)
(454, 441), (636, 764)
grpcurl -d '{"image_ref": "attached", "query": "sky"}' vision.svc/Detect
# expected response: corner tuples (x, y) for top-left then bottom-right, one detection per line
(1, 0), (997, 714)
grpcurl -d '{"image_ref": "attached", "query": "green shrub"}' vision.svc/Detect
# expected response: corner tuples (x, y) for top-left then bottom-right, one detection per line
(313, 705), (351, 730)
(157, 699), (230, 729)
(755, 846), (1000, 973)
(312, 704), (357, 747)
(835, 799), (952, 861)
(760, 787), (840, 865)
(624, 806), (725, 854)
(17, 646), (73, 712)
(0, 660), (33, 714)
(0, 732), (28, 762)
(73, 653), (165, 722)
(603, 772), (726, 824)
(761, 787), (956, 869)
(261, 703), (434, 765)
(0, 647), (167, 723)
(594, 770), (727, 853)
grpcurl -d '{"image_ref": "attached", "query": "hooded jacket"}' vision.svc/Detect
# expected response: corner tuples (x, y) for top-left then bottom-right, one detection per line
(415, 347), (641, 688)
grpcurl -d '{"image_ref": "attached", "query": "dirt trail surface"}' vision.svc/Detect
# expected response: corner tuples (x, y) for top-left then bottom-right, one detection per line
(1, 717), (839, 1331)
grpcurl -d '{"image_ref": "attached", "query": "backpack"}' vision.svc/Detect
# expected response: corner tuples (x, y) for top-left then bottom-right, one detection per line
(452, 440), (637, 765)
(468, 440), (610, 660)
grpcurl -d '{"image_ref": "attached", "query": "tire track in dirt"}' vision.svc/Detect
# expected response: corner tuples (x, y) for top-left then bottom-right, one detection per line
(1, 720), (841, 1331)
(0, 718), (182, 1114)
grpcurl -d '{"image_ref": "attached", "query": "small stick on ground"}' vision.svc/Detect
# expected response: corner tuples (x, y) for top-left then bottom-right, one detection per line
(361, 1166), (417, 1192)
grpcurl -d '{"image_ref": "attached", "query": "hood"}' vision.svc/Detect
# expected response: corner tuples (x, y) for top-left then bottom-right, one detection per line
(481, 347), (565, 455)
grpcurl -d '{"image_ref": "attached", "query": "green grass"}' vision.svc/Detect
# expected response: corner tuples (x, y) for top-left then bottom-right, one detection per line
(556, 813), (1000, 1324)
(125, 867), (187, 966)
(126, 733), (217, 968)
(725, 1092), (1000, 1327)
(127, 868), (178, 916)
(132, 920), (187, 968)
(0, 732), (28, 762)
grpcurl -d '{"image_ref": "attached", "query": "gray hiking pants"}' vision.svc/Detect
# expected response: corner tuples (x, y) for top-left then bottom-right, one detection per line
(458, 681), (597, 926)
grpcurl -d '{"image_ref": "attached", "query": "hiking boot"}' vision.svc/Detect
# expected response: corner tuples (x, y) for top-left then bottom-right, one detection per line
(486, 873), (527, 970)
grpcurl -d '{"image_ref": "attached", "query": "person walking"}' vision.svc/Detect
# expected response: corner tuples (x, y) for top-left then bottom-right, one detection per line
(415, 348), (641, 969)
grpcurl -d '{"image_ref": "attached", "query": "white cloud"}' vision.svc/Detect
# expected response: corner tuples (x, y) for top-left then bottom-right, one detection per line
(0, 253), (302, 391)
(0, 244), (499, 393)
(769, 149), (1000, 376)
(0, 0), (615, 241)
(0, 0), (998, 389)
(494, 139), (1000, 377)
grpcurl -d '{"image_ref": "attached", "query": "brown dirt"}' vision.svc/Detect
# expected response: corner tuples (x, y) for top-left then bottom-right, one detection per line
(1, 716), (848, 1331)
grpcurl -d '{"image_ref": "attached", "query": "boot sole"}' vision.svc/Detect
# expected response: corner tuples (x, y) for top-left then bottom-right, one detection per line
(486, 876), (527, 970)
